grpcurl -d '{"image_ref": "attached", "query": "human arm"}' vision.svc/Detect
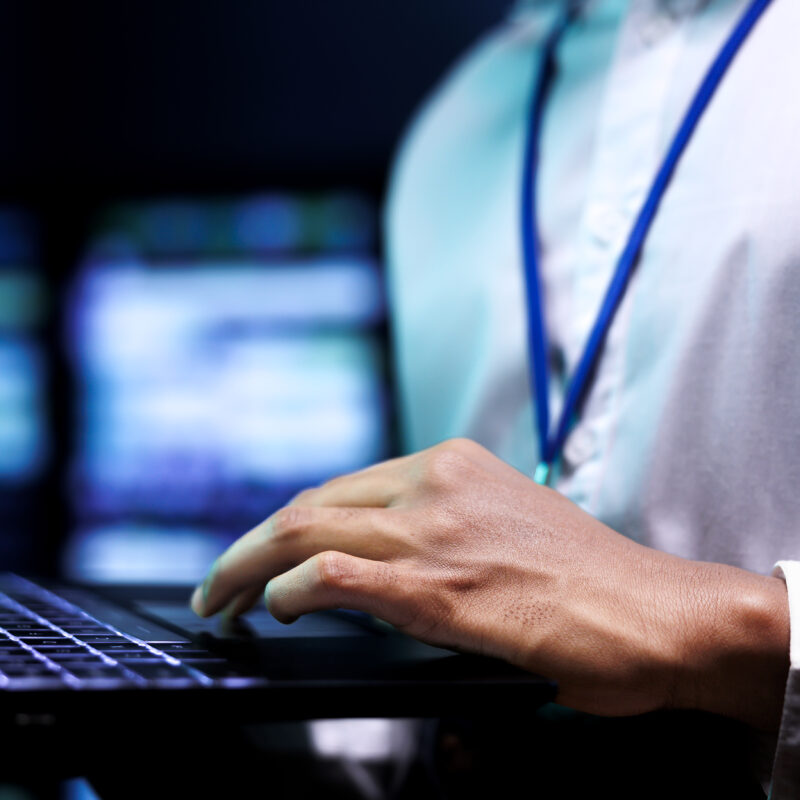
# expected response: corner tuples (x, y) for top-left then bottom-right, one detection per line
(191, 437), (790, 729)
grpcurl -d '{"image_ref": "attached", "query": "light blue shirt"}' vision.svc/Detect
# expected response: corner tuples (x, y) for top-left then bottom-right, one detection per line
(385, 0), (800, 794)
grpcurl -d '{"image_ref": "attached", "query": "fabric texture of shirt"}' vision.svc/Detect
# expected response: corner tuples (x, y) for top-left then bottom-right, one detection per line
(385, 0), (800, 794)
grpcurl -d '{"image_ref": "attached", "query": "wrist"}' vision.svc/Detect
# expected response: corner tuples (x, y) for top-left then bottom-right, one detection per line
(672, 562), (790, 730)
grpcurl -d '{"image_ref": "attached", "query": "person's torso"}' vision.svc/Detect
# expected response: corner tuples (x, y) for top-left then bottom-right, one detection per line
(385, 0), (800, 573)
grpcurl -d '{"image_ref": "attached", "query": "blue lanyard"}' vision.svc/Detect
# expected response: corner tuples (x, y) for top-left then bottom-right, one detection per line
(522, 0), (774, 486)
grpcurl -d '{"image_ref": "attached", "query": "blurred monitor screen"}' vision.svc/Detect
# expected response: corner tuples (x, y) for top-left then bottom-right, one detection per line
(0, 336), (45, 481)
(0, 210), (47, 568)
(0, 210), (46, 483)
(64, 193), (389, 584)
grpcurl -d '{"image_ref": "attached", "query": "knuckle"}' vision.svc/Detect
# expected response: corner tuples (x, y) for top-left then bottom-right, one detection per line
(446, 437), (480, 455)
(289, 488), (317, 507)
(271, 506), (311, 542)
(422, 445), (471, 487)
(315, 551), (356, 592)
(322, 472), (348, 488)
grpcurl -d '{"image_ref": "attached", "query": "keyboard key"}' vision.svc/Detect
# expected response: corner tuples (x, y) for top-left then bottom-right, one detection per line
(33, 647), (89, 655)
(3, 676), (69, 690)
(126, 662), (197, 681)
(58, 622), (114, 636)
(162, 651), (215, 660)
(92, 642), (146, 652)
(188, 662), (257, 679)
(0, 664), (55, 676)
(102, 652), (154, 660)
(65, 663), (125, 680)
(4, 625), (51, 633)
(19, 638), (69, 646)
(0, 655), (43, 664)
(46, 652), (105, 663)
(74, 638), (131, 646)
(114, 652), (172, 661)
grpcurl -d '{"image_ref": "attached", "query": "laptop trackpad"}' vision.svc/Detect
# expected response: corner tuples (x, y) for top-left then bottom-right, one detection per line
(136, 600), (466, 680)
(138, 601), (374, 639)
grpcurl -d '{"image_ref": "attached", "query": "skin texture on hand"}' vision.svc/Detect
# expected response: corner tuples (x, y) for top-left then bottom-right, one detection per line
(191, 438), (790, 729)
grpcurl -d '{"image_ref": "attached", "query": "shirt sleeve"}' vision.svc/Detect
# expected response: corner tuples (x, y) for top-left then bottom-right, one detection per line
(768, 561), (800, 799)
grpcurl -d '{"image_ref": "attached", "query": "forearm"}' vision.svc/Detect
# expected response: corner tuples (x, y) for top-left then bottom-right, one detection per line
(672, 562), (790, 731)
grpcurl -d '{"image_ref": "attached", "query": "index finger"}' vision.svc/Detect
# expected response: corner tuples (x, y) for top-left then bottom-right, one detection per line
(191, 504), (399, 617)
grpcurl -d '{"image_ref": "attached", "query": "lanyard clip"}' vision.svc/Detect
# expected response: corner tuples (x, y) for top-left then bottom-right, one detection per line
(533, 461), (551, 486)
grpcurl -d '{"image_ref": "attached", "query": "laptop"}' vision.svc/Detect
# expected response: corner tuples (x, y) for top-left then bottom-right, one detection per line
(0, 572), (555, 724)
(0, 198), (555, 781)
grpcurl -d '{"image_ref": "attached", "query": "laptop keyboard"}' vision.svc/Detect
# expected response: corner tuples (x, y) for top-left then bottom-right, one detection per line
(0, 576), (263, 690)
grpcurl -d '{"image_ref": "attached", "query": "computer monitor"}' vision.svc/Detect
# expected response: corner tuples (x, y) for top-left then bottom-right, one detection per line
(63, 193), (390, 584)
(0, 209), (48, 569)
(0, 210), (47, 482)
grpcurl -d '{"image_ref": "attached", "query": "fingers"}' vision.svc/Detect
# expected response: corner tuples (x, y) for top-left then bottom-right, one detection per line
(190, 440), (494, 621)
(289, 457), (412, 509)
(287, 440), (492, 509)
(266, 551), (417, 628)
(222, 587), (264, 620)
(192, 505), (403, 617)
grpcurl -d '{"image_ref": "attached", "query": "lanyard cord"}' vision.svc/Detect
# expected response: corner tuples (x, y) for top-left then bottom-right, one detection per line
(521, 0), (774, 485)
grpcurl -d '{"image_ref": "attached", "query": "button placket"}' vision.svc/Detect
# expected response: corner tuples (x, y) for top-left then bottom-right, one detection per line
(554, 1), (688, 512)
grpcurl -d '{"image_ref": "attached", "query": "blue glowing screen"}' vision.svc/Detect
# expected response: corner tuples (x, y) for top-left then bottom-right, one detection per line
(0, 210), (46, 484)
(64, 194), (389, 583)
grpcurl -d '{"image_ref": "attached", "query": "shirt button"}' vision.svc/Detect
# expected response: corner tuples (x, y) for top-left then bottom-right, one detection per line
(638, 13), (675, 47)
(585, 205), (626, 249)
(623, 182), (646, 215)
(664, 0), (709, 17)
(563, 427), (597, 467)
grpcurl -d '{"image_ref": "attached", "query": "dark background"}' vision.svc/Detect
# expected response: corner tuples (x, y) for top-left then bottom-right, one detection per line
(1, 1), (508, 200)
(0, 1), (510, 576)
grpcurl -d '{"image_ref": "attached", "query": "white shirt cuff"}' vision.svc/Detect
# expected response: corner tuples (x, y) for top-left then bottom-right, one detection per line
(769, 561), (800, 799)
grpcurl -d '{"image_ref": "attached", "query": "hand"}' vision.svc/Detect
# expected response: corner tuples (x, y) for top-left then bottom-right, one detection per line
(191, 438), (790, 728)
